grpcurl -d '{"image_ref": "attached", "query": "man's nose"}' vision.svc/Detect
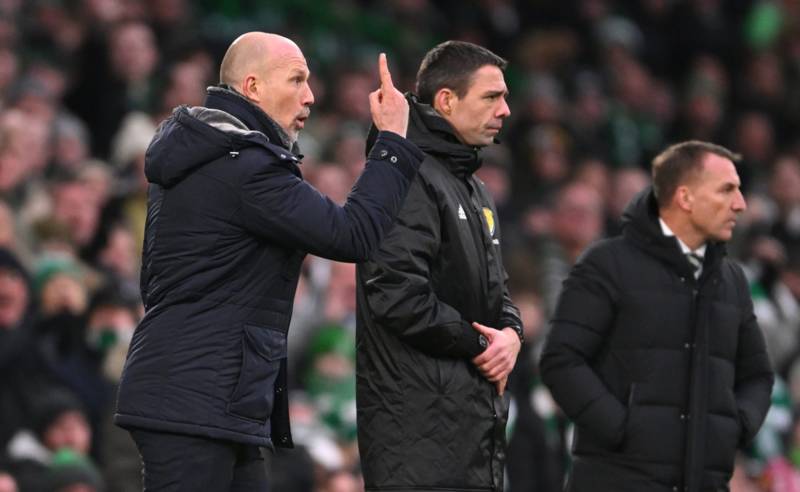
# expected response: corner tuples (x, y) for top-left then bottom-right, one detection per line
(496, 98), (510, 118)
(733, 190), (747, 212)
(304, 83), (315, 106)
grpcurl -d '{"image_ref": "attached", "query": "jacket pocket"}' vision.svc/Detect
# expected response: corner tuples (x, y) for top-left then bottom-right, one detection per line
(227, 323), (287, 422)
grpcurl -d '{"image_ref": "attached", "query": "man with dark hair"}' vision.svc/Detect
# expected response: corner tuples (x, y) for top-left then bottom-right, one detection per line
(356, 40), (522, 491)
(414, 41), (508, 104)
(540, 140), (774, 491)
(114, 32), (424, 490)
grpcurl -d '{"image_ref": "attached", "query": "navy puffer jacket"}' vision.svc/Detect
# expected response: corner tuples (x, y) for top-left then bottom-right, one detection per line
(114, 87), (423, 448)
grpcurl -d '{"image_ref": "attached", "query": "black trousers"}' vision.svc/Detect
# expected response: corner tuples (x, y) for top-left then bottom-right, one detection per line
(129, 429), (269, 492)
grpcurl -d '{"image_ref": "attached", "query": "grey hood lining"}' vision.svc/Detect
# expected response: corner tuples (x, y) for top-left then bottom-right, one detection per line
(185, 106), (261, 138)
(206, 85), (294, 150)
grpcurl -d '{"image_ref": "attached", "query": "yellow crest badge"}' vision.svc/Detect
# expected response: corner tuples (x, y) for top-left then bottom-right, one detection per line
(482, 207), (495, 236)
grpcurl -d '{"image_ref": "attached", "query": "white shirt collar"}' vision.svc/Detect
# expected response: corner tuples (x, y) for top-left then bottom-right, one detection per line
(659, 218), (707, 258)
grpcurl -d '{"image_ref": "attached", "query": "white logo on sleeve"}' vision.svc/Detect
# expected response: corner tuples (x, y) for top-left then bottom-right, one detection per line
(458, 204), (467, 220)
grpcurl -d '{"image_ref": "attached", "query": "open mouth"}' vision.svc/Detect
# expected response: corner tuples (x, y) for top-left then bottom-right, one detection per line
(296, 115), (309, 129)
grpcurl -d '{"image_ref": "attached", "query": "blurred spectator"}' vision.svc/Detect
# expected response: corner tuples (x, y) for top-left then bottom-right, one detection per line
(308, 164), (351, 207)
(51, 116), (92, 173)
(476, 143), (514, 221)
(606, 166), (650, 235)
(536, 180), (605, 313)
(768, 155), (800, 260)
(505, 290), (564, 492)
(746, 235), (800, 373)
(5, 388), (104, 491)
(735, 111), (776, 191)
(303, 324), (357, 444)
(0, 249), (58, 450)
(88, 285), (141, 492)
(67, 20), (159, 158)
(678, 56), (728, 139)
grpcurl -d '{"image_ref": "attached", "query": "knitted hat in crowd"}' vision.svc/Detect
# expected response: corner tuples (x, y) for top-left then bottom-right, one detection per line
(32, 256), (83, 294)
(32, 388), (87, 440)
(45, 448), (105, 492)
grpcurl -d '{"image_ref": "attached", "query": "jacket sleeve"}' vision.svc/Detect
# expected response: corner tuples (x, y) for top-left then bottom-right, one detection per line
(539, 243), (627, 448)
(238, 131), (424, 262)
(358, 173), (486, 358)
(730, 264), (774, 447)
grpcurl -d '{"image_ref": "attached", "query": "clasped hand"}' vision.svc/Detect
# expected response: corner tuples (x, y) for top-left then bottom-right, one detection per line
(471, 322), (521, 396)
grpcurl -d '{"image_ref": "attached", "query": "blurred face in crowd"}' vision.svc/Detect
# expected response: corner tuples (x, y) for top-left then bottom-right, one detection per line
(0, 267), (27, 329)
(475, 163), (510, 206)
(109, 22), (158, 83)
(553, 182), (604, 251)
(42, 410), (91, 455)
(336, 71), (372, 121)
(324, 262), (356, 322)
(0, 110), (46, 191)
(610, 168), (650, 218)
(683, 153), (746, 243)
(437, 65), (510, 147)
(769, 156), (800, 211)
(736, 112), (774, 164)
(98, 225), (138, 279)
(40, 273), (87, 316)
(161, 61), (207, 110)
(52, 181), (100, 247)
(311, 164), (350, 206)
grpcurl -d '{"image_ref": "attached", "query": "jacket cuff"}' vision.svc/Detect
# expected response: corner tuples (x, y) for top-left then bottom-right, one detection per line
(367, 131), (425, 182)
(451, 320), (487, 358)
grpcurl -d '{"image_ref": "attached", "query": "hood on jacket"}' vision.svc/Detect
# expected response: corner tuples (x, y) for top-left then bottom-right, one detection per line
(144, 106), (268, 187)
(145, 86), (298, 188)
(621, 186), (725, 276)
(366, 93), (482, 178)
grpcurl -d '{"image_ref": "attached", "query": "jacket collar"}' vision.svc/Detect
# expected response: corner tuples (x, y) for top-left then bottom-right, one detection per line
(621, 187), (726, 279)
(405, 93), (482, 178)
(204, 85), (299, 155)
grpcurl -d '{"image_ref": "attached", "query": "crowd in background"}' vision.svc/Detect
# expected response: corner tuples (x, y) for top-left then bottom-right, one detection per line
(0, 0), (799, 490)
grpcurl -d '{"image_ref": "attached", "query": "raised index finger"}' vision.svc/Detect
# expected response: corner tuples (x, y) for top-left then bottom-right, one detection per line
(378, 53), (394, 90)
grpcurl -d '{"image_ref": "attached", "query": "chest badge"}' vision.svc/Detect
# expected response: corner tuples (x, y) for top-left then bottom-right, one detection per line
(482, 207), (495, 236)
(458, 204), (467, 220)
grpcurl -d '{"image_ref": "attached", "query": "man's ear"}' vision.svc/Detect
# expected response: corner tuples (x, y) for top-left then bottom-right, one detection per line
(240, 74), (260, 103)
(433, 88), (455, 116)
(676, 185), (694, 212)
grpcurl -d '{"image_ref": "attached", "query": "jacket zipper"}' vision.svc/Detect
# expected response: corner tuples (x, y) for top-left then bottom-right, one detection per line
(682, 274), (700, 492)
